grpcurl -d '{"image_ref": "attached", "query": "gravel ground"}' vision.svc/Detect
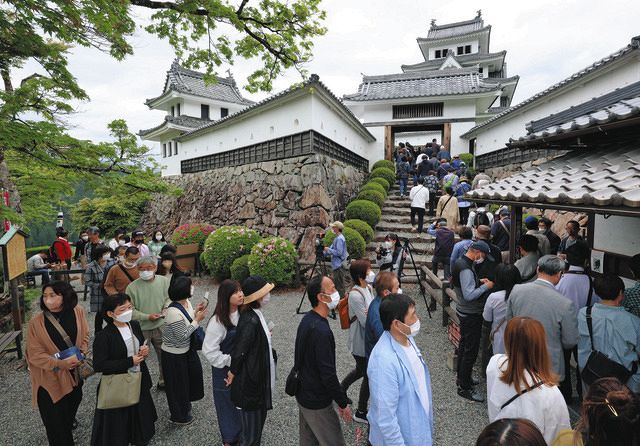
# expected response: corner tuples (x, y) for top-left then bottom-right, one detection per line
(1, 277), (490, 445)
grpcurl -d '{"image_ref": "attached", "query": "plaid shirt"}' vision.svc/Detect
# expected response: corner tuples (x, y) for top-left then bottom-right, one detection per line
(84, 259), (116, 312)
(623, 282), (640, 318)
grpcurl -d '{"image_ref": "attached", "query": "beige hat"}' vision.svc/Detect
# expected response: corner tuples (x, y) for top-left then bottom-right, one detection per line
(329, 221), (344, 231)
(241, 276), (275, 305)
(476, 225), (491, 240)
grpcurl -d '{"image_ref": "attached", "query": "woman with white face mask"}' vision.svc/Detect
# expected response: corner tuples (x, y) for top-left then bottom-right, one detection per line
(91, 293), (157, 445)
(375, 233), (405, 280)
(148, 229), (167, 258)
(84, 245), (117, 332)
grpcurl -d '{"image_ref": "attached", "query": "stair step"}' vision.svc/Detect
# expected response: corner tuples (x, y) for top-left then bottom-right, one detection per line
(376, 222), (425, 232)
(367, 242), (433, 255)
(386, 195), (413, 202)
(366, 252), (433, 266)
(382, 201), (415, 209)
(371, 231), (435, 242)
(381, 208), (412, 216)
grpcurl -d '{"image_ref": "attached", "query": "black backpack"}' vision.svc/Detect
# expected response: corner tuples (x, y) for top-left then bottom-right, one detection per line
(474, 211), (491, 228)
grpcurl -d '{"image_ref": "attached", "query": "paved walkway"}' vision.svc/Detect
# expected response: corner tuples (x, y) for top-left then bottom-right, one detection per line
(0, 278), (489, 445)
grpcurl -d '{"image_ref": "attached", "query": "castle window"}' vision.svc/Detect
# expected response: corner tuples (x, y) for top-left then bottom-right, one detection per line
(201, 104), (210, 120)
(457, 46), (464, 55)
(162, 143), (167, 158)
(393, 102), (444, 119)
(465, 45), (472, 54)
(435, 50), (441, 58)
(221, 107), (229, 118)
(176, 103), (181, 116)
(170, 106), (175, 117)
(174, 141), (178, 155)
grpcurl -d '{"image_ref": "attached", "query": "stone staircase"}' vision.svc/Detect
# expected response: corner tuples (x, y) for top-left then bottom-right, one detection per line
(367, 184), (437, 283)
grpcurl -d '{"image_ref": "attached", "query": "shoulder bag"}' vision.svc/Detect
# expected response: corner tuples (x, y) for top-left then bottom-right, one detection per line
(285, 321), (316, 396)
(500, 380), (545, 410)
(581, 306), (638, 386)
(118, 264), (135, 283)
(169, 301), (205, 350)
(44, 311), (94, 380)
(96, 323), (142, 409)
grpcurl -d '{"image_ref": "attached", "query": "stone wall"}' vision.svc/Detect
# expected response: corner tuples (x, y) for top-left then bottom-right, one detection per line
(141, 154), (367, 261)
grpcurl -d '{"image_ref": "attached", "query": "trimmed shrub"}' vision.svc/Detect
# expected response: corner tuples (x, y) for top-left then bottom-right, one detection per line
(171, 223), (215, 249)
(344, 219), (374, 243)
(459, 153), (474, 166)
(248, 237), (298, 286)
(230, 254), (251, 283)
(369, 177), (391, 191)
(357, 189), (385, 208)
(371, 160), (396, 172)
(346, 200), (381, 229)
(324, 227), (366, 260)
(201, 226), (261, 281)
(370, 167), (396, 187)
(360, 182), (387, 198)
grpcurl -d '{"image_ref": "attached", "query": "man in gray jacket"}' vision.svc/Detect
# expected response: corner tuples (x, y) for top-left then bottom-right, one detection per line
(507, 255), (579, 382)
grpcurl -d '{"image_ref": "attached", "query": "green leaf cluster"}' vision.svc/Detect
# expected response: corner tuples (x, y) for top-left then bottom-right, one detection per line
(201, 225), (261, 281)
(248, 236), (298, 286)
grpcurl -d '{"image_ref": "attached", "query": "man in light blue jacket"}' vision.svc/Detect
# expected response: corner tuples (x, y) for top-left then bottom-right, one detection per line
(368, 294), (433, 446)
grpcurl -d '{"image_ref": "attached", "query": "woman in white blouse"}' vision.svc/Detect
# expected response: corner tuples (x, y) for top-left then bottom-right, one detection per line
(483, 264), (522, 354)
(202, 279), (244, 446)
(486, 317), (570, 445)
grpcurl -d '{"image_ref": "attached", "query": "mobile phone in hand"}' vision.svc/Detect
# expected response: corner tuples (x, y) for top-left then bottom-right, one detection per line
(202, 292), (210, 309)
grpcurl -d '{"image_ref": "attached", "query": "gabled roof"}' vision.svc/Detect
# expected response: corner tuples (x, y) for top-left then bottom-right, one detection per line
(468, 146), (640, 214)
(425, 15), (486, 40)
(461, 36), (640, 139)
(402, 51), (506, 73)
(145, 60), (254, 107)
(343, 69), (502, 102)
(178, 75), (376, 143)
(138, 115), (210, 137)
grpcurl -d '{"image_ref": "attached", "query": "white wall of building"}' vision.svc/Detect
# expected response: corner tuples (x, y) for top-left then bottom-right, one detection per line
(473, 55), (640, 155)
(427, 40), (479, 60)
(159, 92), (375, 176)
(593, 214), (640, 256)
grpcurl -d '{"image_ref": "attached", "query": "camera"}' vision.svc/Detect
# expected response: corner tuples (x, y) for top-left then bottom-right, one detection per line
(378, 244), (389, 257)
(315, 233), (325, 258)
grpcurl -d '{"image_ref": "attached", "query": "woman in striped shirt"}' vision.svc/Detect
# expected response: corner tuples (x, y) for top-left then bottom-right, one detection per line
(161, 276), (207, 425)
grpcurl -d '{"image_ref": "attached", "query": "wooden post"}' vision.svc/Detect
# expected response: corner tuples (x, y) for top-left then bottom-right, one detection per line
(586, 212), (595, 249)
(384, 125), (393, 160)
(442, 122), (451, 151)
(508, 206), (523, 264)
(441, 281), (450, 327)
(9, 278), (22, 359)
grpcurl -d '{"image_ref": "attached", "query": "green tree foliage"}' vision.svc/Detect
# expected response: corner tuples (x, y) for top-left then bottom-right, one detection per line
(201, 226), (261, 281)
(248, 237), (298, 286)
(0, 0), (327, 225)
(324, 227), (366, 260)
(230, 254), (251, 283)
(459, 153), (474, 166)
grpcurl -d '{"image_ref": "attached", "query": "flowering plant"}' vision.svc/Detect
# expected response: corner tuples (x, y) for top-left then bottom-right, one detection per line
(201, 226), (261, 281)
(248, 236), (298, 286)
(170, 223), (215, 249)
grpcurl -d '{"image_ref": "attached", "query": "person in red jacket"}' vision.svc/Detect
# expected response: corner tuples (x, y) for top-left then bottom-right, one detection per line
(52, 227), (73, 269)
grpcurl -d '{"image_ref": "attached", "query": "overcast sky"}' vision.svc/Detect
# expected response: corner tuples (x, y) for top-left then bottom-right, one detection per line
(17, 0), (640, 153)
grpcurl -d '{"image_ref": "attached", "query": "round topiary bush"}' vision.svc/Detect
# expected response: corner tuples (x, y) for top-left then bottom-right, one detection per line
(369, 177), (391, 191)
(201, 226), (261, 281)
(370, 167), (396, 187)
(247, 237), (298, 286)
(360, 182), (387, 198)
(230, 254), (251, 284)
(344, 219), (374, 243)
(171, 223), (215, 249)
(459, 153), (474, 166)
(345, 200), (382, 229)
(357, 189), (385, 208)
(324, 227), (366, 260)
(371, 160), (396, 172)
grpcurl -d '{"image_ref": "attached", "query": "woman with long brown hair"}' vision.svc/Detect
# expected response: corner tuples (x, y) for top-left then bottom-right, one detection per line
(552, 377), (640, 446)
(486, 316), (570, 444)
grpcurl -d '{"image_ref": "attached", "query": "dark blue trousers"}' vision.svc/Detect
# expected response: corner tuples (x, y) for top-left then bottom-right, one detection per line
(213, 366), (242, 445)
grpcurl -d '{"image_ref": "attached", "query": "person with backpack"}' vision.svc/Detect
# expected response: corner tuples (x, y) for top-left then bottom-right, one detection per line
(396, 156), (411, 197)
(103, 246), (141, 296)
(340, 260), (375, 425)
(436, 186), (460, 230)
(427, 219), (455, 280)
(442, 166), (459, 193)
(456, 176), (472, 225)
(467, 206), (493, 230)
(50, 227), (73, 269)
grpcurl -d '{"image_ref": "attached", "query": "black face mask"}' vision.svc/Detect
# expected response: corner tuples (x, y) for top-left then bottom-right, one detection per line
(134, 239), (143, 245)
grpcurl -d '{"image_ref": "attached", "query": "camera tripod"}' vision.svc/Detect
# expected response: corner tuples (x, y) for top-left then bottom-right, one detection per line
(295, 254), (337, 319)
(399, 237), (434, 319)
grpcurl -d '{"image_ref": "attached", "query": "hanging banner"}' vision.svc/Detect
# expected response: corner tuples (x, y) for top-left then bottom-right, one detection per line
(3, 190), (10, 232)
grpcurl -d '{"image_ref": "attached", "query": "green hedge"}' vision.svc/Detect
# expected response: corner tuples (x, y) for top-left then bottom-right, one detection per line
(346, 200), (381, 229)
(324, 227), (366, 260)
(360, 182), (387, 198)
(459, 153), (474, 166)
(201, 226), (261, 281)
(369, 177), (391, 191)
(371, 160), (396, 172)
(248, 237), (298, 286)
(344, 219), (374, 243)
(370, 168), (396, 187)
(230, 254), (251, 283)
(357, 189), (385, 208)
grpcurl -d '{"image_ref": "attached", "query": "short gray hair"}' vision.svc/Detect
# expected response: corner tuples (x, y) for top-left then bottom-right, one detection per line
(537, 255), (565, 275)
(136, 256), (157, 267)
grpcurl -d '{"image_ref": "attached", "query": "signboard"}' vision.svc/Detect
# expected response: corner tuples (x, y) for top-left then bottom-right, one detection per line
(0, 227), (28, 281)
(175, 243), (199, 273)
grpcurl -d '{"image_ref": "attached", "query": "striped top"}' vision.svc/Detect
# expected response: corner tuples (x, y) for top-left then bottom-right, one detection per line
(161, 300), (199, 354)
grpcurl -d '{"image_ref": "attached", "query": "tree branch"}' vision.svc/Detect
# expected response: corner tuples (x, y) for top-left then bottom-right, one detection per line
(130, 0), (208, 15)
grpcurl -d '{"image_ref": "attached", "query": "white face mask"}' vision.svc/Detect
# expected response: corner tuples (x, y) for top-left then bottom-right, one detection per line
(139, 270), (154, 281)
(155, 234), (163, 241)
(190, 285), (195, 296)
(400, 319), (420, 337)
(366, 271), (376, 285)
(324, 291), (340, 310)
(102, 253), (111, 261)
(124, 260), (136, 268)
(114, 309), (133, 323)
(397, 288), (403, 295)
(475, 256), (485, 265)
(81, 236), (89, 242)
(118, 240), (126, 246)
(118, 255), (125, 263)
(262, 293), (271, 306)
(384, 241), (392, 249)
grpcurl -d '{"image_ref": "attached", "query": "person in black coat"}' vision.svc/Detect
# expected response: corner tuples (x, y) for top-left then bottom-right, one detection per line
(156, 252), (186, 289)
(227, 276), (276, 446)
(91, 293), (157, 446)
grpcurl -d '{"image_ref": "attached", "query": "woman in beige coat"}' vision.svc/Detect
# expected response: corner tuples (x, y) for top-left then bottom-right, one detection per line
(436, 186), (460, 230)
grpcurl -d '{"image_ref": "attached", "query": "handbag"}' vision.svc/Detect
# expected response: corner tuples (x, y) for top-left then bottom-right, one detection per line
(96, 324), (142, 409)
(581, 306), (638, 386)
(169, 302), (205, 350)
(285, 321), (316, 397)
(44, 311), (95, 380)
